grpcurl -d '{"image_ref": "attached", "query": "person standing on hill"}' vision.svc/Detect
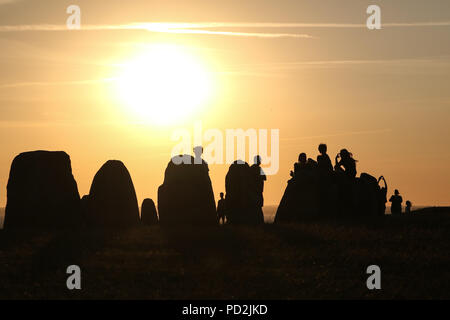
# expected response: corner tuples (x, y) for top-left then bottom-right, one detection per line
(317, 143), (333, 174)
(405, 200), (412, 214)
(291, 153), (307, 178)
(251, 155), (267, 224)
(317, 144), (333, 216)
(389, 189), (403, 215)
(217, 192), (227, 224)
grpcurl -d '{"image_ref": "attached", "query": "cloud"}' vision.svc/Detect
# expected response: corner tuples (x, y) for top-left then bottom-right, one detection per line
(0, 23), (314, 38)
(0, 21), (450, 35)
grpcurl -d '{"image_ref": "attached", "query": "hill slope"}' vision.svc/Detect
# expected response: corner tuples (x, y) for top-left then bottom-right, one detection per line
(0, 212), (449, 299)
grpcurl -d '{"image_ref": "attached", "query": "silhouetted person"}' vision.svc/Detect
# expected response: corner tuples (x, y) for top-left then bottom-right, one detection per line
(306, 157), (318, 170)
(405, 200), (412, 214)
(334, 149), (357, 216)
(251, 155), (267, 203)
(378, 176), (388, 215)
(317, 143), (333, 173)
(316, 144), (334, 216)
(389, 189), (403, 215)
(291, 153), (307, 178)
(217, 192), (227, 224)
(334, 149), (357, 179)
(250, 155), (266, 224)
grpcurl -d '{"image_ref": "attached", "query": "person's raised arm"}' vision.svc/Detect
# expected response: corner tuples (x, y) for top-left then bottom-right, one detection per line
(378, 176), (387, 189)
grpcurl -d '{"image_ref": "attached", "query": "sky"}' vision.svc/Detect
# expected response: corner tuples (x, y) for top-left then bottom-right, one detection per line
(0, 0), (450, 208)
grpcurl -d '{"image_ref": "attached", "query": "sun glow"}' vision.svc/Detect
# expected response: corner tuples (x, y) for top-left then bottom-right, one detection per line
(115, 44), (213, 125)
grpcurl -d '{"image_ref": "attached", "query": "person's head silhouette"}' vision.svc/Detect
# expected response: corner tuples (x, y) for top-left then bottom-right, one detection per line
(395, 189), (400, 196)
(340, 149), (351, 160)
(298, 153), (307, 164)
(220, 192), (224, 199)
(254, 155), (262, 166)
(318, 143), (327, 155)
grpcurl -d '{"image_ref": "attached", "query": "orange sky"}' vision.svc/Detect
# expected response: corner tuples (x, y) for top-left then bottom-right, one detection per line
(1, 0), (450, 207)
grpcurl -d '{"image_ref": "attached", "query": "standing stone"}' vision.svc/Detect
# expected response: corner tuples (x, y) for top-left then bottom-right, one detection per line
(80, 194), (90, 223)
(355, 173), (380, 217)
(158, 155), (217, 226)
(274, 169), (320, 223)
(4, 151), (80, 230)
(87, 160), (139, 227)
(141, 198), (158, 225)
(225, 161), (263, 225)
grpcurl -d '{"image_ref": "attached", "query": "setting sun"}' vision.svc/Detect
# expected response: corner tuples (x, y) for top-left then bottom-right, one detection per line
(115, 44), (213, 125)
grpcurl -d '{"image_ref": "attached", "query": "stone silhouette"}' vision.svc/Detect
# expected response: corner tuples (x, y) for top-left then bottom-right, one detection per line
(4, 150), (80, 230)
(275, 152), (320, 223)
(80, 194), (90, 223)
(86, 160), (140, 227)
(355, 173), (380, 217)
(158, 150), (217, 226)
(141, 198), (158, 225)
(225, 160), (264, 225)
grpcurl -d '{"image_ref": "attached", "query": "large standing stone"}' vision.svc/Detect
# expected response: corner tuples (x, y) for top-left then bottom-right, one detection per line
(274, 178), (319, 223)
(87, 160), (140, 227)
(141, 198), (158, 225)
(4, 151), (80, 229)
(225, 161), (263, 225)
(158, 155), (217, 226)
(275, 167), (327, 223)
(355, 173), (380, 217)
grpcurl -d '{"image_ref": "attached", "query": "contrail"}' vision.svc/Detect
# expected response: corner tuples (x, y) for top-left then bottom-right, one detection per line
(0, 21), (449, 34)
(0, 23), (314, 38)
(220, 57), (450, 75)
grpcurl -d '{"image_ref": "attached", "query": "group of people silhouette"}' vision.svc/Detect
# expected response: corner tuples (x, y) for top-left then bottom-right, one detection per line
(290, 145), (356, 180)
(286, 144), (413, 217)
(278, 144), (414, 223)
(213, 143), (413, 224)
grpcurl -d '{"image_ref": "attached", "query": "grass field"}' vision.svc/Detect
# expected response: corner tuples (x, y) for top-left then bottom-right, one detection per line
(0, 211), (449, 299)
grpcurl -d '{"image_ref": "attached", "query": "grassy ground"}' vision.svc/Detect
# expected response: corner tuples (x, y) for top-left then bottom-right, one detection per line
(0, 212), (449, 299)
